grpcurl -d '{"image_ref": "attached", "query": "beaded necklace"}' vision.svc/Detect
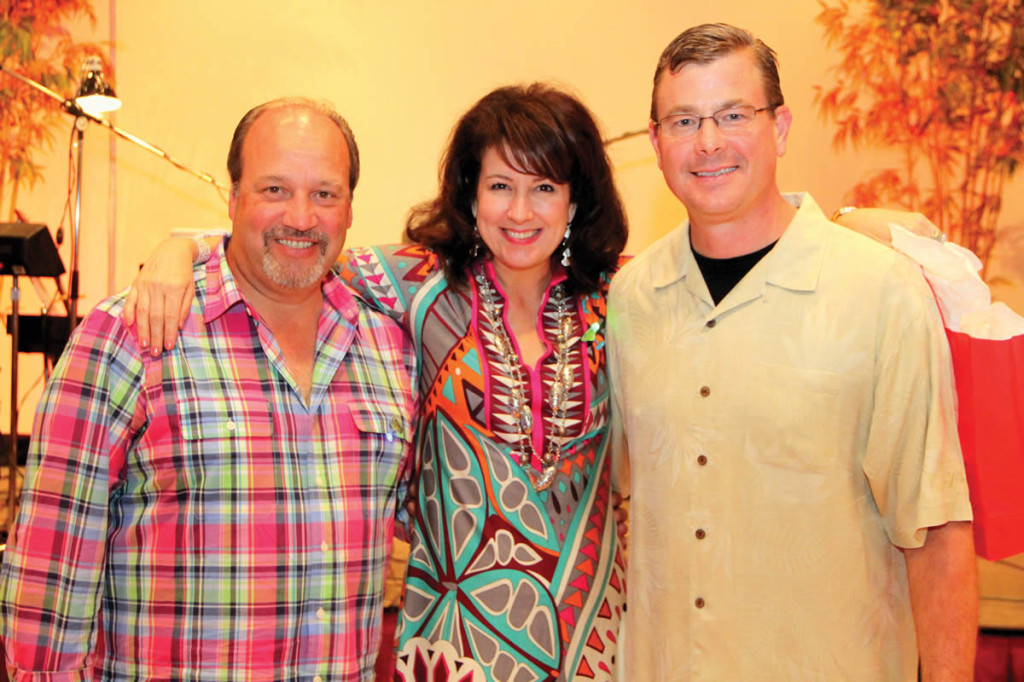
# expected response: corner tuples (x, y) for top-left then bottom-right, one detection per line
(475, 270), (575, 491)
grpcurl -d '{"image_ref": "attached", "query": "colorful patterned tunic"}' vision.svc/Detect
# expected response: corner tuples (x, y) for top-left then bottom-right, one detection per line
(337, 245), (626, 682)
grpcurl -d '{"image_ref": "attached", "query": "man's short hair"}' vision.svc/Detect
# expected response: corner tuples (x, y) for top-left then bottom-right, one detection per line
(651, 23), (785, 121)
(226, 97), (360, 194)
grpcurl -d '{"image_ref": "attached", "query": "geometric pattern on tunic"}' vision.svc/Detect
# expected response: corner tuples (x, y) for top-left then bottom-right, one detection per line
(339, 246), (624, 681)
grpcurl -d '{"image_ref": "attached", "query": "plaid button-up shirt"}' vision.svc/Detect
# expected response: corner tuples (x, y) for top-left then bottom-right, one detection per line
(0, 241), (417, 681)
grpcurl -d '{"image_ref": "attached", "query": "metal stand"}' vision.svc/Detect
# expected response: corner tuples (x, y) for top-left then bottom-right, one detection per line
(0, 65), (226, 539)
(0, 64), (229, 333)
(7, 269), (23, 531)
(69, 121), (85, 333)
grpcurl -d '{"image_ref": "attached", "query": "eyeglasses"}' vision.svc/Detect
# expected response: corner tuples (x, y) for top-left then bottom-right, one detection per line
(654, 105), (775, 138)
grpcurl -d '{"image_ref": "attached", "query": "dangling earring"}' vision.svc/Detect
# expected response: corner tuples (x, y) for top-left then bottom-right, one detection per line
(560, 222), (572, 268)
(471, 225), (481, 259)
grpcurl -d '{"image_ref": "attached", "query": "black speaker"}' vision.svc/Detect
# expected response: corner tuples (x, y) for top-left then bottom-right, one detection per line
(0, 223), (64, 277)
(5, 314), (79, 358)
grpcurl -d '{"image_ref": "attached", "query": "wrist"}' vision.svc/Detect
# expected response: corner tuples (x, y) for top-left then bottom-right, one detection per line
(190, 235), (212, 265)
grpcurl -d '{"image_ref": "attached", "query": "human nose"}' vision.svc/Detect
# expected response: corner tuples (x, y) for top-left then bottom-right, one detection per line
(694, 116), (725, 153)
(507, 191), (534, 223)
(283, 195), (317, 230)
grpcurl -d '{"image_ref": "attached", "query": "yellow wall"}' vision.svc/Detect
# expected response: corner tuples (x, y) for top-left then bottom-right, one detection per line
(3, 0), (1023, 429)
(3, 0), (1023, 623)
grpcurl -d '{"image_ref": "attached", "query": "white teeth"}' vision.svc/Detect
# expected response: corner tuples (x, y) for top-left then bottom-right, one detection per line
(694, 167), (738, 177)
(279, 238), (315, 249)
(504, 229), (541, 241)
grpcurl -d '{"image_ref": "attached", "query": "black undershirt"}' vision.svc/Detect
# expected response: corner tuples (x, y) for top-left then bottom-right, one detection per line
(693, 241), (778, 305)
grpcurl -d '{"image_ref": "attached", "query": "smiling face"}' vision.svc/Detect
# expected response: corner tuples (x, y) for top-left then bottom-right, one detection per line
(473, 146), (576, 287)
(226, 105), (353, 300)
(649, 48), (791, 229)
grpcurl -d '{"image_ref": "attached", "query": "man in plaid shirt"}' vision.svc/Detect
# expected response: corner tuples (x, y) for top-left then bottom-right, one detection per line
(0, 98), (418, 680)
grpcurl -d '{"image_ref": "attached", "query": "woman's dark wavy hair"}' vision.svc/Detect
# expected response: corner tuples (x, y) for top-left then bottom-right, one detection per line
(405, 83), (628, 295)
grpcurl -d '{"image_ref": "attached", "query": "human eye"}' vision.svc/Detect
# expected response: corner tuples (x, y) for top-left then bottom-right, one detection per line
(717, 107), (753, 127)
(536, 182), (557, 193)
(488, 181), (509, 191)
(314, 189), (338, 201)
(668, 114), (698, 130)
(262, 185), (285, 197)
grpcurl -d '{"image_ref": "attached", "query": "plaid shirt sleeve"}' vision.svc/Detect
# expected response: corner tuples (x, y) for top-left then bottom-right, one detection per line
(0, 298), (144, 680)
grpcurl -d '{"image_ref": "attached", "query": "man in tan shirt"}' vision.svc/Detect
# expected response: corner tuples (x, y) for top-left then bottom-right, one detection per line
(608, 23), (977, 681)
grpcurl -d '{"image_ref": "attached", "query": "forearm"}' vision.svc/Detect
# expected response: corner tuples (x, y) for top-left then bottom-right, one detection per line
(903, 520), (978, 681)
(122, 235), (212, 351)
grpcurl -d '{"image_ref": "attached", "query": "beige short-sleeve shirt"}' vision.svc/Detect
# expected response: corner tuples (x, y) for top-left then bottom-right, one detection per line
(607, 193), (972, 681)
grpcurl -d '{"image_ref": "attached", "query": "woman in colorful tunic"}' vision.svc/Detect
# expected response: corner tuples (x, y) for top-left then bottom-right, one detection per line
(124, 83), (629, 681)
(342, 84), (628, 680)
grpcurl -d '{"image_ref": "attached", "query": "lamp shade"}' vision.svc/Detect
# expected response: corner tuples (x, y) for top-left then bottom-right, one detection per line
(75, 56), (121, 115)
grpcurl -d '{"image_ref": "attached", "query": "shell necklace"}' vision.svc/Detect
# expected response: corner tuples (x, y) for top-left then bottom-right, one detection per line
(475, 270), (575, 491)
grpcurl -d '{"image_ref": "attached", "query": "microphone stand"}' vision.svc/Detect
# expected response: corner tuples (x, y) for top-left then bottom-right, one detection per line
(0, 65), (228, 535)
(0, 64), (229, 332)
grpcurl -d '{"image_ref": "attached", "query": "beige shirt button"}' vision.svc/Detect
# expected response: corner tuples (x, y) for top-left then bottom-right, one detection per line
(700, 386), (711, 397)
(321, 541), (329, 553)
(317, 607), (326, 621)
(313, 676), (322, 682)
(695, 597), (705, 609)
(225, 421), (236, 432)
